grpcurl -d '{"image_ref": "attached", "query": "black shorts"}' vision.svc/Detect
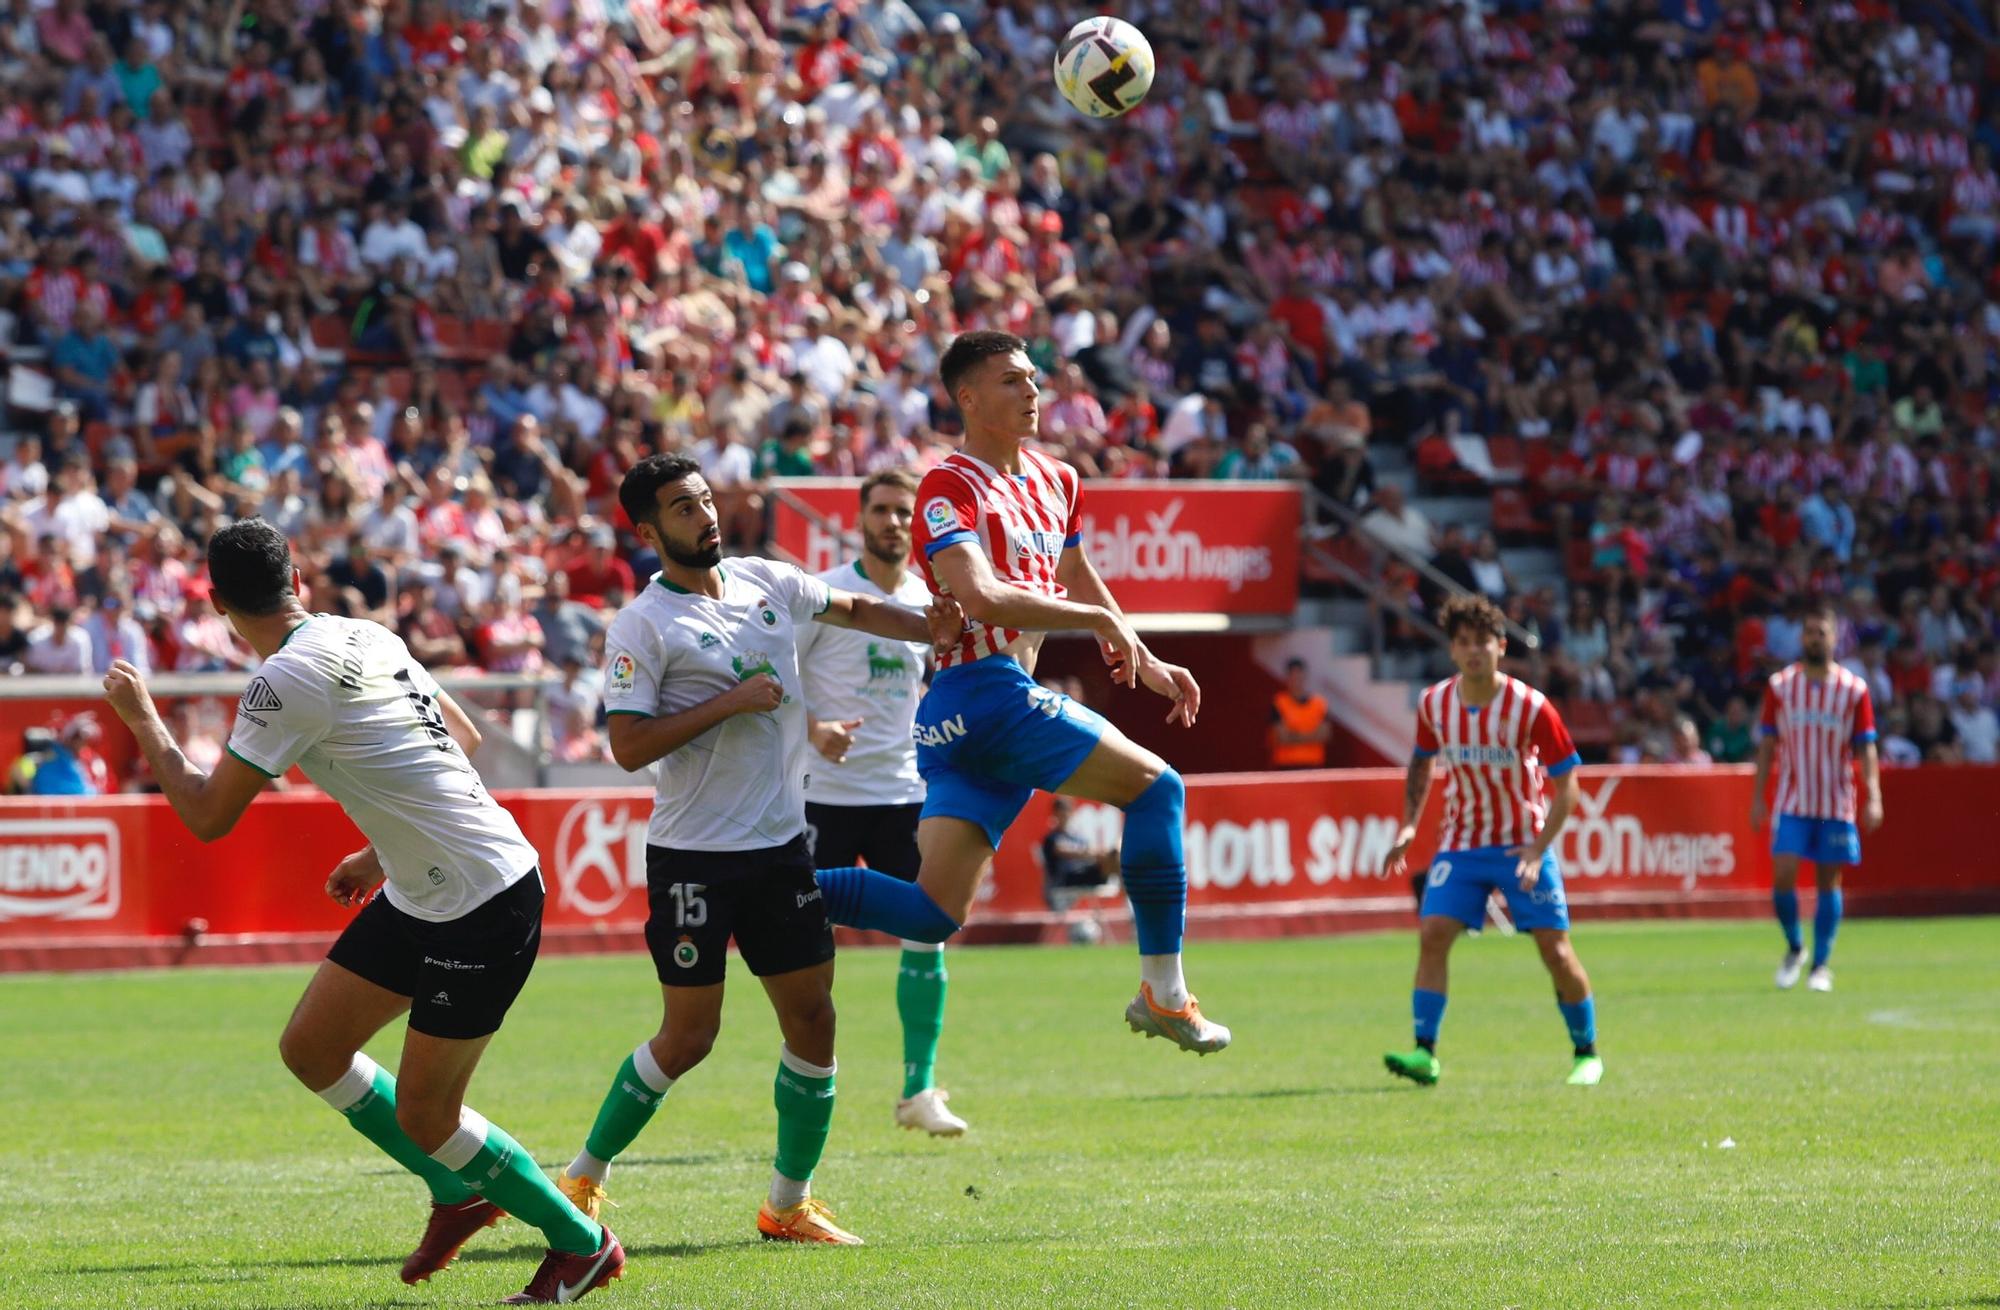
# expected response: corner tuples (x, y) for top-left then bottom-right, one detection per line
(644, 835), (834, 987)
(804, 801), (922, 881)
(326, 872), (545, 1041)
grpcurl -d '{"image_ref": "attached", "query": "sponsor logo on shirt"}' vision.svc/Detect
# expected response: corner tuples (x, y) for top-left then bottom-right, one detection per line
(608, 652), (636, 694)
(1027, 687), (1064, 719)
(923, 496), (958, 536)
(241, 677), (283, 713)
(698, 631), (721, 649)
(865, 642), (911, 681)
(914, 714), (968, 747)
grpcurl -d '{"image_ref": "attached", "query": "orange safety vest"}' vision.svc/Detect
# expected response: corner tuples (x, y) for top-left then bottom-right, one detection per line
(1271, 692), (1328, 768)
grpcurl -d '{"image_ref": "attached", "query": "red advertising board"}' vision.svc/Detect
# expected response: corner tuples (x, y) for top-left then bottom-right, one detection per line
(1, 766), (1994, 970)
(770, 478), (1301, 616)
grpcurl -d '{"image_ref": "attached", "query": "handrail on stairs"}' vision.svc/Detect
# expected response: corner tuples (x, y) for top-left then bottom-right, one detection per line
(1300, 483), (1539, 653)
(763, 483), (857, 568)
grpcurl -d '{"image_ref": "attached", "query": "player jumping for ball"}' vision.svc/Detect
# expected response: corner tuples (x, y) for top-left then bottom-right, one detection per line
(1750, 600), (1882, 992)
(101, 520), (622, 1304)
(1382, 595), (1603, 1087)
(796, 469), (969, 1136)
(556, 454), (956, 1245)
(812, 330), (1231, 1055)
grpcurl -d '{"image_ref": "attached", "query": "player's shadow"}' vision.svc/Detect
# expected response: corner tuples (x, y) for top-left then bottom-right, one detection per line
(1117, 1084), (1396, 1104)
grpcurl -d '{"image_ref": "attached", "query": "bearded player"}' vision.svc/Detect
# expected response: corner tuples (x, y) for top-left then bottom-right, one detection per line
(1750, 600), (1882, 992)
(1381, 594), (1603, 1088)
(813, 330), (1231, 1055)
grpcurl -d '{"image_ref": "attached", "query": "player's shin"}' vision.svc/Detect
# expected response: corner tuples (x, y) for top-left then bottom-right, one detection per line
(315, 1052), (475, 1204)
(570, 1042), (674, 1186)
(1558, 995), (1597, 1057)
(815, 866), (960, 942)
(771, 1046), (836, 1207)
(896, 944), (947, 1098)
(430, 1108), (601, 1256)
(1120, 769), (1190, 1007)
(1772, 889), (1803, 953)
(1412, 989), (1447, 1051)
(1812, 887), (1843, 968)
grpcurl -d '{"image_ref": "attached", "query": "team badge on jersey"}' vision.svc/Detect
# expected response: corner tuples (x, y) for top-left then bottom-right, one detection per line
(608, 652), (636, 694)
(924, 497), (958, 536)
(698, 631), (720, 649)
(673, 936), (699, 968)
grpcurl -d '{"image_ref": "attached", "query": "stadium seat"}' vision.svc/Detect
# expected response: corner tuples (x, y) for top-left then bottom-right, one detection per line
(1559, 699), (1616, 749)
(1490, 487), (1549, 542)
(1486, 434), (1524, 482)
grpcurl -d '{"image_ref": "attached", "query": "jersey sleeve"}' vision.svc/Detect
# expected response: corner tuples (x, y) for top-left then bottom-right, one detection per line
(1852, 684), (1878, 744)
(766, 559), (832, 623)
(601, 608), (664, 717)
(1412, 691), (1439, 758)
(225, 657), (328, 778)
(1532, 699), (1581, 775)
(1757, 679), (1781, 737)
(1059, 459), (1084, 549)
(914, 467), (980, 559)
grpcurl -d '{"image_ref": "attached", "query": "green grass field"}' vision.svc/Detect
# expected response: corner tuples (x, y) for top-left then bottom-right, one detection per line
(5, 919), (1998, 1309)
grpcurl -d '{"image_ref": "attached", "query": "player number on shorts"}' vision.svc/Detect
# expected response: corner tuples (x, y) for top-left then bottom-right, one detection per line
(1427, 860), (1452, 888)
(668, 882), (708, 928)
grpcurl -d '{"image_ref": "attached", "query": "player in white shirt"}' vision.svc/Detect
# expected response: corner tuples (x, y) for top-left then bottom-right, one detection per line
(557, 454), (953, 1247)
(796, 469), (967, 1138)
(99, 520), (623, 1306)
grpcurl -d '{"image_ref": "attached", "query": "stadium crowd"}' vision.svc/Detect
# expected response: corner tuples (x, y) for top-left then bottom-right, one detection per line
(0, 0), (1995, 779)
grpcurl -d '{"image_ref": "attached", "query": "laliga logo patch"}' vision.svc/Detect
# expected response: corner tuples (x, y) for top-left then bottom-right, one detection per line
(923, 497), (957, 536)
(608, 652), (636, 694)
(1027, 687), (1063, 719)
(673, 936), (699, 969)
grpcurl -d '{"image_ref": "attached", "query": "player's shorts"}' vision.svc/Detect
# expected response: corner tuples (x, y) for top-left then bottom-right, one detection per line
(327, 871), (544, 1041)
(643, 835), (835, 987)
(1419, 846), (1571, 933)
(1772, 814), (1862, 866)
(913, 655), (1110, 850)
(805, 801), (922, 880)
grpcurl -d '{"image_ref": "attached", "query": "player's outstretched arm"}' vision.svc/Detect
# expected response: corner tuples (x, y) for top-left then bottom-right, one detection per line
(606, 675), (781, 771)
(102, 659), (272, 842)
(815, 588), (947, 648)
(932, 542), (1139, 679)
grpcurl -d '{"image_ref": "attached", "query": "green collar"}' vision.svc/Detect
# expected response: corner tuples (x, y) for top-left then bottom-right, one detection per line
(278, 615), (316, 649)
(656, 565), (727, 596)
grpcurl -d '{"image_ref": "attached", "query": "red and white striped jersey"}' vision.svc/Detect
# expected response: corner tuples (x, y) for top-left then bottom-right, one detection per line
(913, 447), (1082, 670)
(1414, 675), (1580, 852)
(1759, 663), (1877, 820)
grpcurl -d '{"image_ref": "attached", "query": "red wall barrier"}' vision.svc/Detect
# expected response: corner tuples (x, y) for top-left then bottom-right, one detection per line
(770, 478), (1302, 616)
(1, 766), (1994, 971)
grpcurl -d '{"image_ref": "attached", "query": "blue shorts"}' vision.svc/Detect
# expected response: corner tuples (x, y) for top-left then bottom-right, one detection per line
(914, 656), (1109, 850)
(1772, 814), (1861, 866)
(1420, 846), (1571, 933)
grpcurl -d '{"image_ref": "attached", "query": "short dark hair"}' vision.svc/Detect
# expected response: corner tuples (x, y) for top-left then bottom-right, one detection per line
(859, 467), (918, 507)
(618, 453), (703, 529)
(939, 330), (1026, 402)
(1438, 593), (1507, 643)
(207, 519), (295, 616)
(1801, 597), (1840, 626)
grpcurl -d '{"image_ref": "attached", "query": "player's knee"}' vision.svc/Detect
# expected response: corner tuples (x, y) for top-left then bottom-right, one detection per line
(654, 1024), (719, 1078)
(1815, 866), (1843, 891)
(1535, 933), (1573, 971)
(394, 1095), (460, 1154)
(1125, 764), (1183, 818)
(277, 1027), (343, 1089)
(1417, 919), (1459, 955)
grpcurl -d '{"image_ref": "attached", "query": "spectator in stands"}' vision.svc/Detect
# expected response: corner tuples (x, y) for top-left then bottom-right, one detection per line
(1360, 483), (1435, 560)
(1949, 683), (1999, 765)
(24, 604), (93, 673)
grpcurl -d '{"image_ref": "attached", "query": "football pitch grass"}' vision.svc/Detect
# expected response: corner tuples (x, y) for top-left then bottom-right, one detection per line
(5, 918), (1997, 1309)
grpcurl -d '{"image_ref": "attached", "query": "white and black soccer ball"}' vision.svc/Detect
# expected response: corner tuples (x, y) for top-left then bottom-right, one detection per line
(1053, 16), (1156, 119)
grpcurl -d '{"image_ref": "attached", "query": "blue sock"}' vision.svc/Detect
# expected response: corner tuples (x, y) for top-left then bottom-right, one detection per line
(815, 867), (959, 943)
(1811, 889), (1842, 969)
(1119, 769), (1188, 956)
(1772, 890), (1802, 952)
(1412, 989), (1447, 1048)
(1558, 996), (1596, 1054)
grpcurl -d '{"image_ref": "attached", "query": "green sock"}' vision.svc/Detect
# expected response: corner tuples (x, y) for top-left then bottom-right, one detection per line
(772, 1047), (836, 1185)
(317, 1054), (472, 1204)
(896, 946), (948, 1098)
(439, 1112), (601, 1256)
(582, 1045), (673, 1166)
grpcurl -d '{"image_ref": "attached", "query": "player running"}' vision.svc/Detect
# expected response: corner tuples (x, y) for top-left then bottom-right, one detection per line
(100, 519), (621, 1305)
(1750, 601), (1882, 993)
(1382, 595), (1603, 1088)
(557, 454), (954, 1246)
(797, 469), (968, 1137)
(813, 330), (1231, 1055)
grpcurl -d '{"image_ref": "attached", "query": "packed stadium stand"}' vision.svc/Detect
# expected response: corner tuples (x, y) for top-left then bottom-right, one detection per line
(0, 0), (1996, 783)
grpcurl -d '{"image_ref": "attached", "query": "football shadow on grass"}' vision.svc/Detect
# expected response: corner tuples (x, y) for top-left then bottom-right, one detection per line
(1118, 1085), (1399, 1104)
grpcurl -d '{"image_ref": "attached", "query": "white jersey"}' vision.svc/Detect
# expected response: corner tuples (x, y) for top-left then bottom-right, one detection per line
(600, 557), (833, 851)
(796, 560), (930, 808)
(225, 615), (539, 922)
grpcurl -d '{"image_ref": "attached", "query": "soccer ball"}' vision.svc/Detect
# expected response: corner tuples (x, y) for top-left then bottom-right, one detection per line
(1053, 17), (1156, 119)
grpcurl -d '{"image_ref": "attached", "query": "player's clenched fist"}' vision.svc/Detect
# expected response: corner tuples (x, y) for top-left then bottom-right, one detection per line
(325, 846), (387, 908)
(101, 658), (157, 726)
(728, 672), (785, 714)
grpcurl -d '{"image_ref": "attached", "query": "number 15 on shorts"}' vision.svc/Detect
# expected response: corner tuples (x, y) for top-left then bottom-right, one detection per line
(667, 882), (708, 928)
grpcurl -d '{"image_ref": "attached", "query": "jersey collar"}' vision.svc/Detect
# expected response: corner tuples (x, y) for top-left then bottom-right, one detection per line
(655, 565), (727, 596)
